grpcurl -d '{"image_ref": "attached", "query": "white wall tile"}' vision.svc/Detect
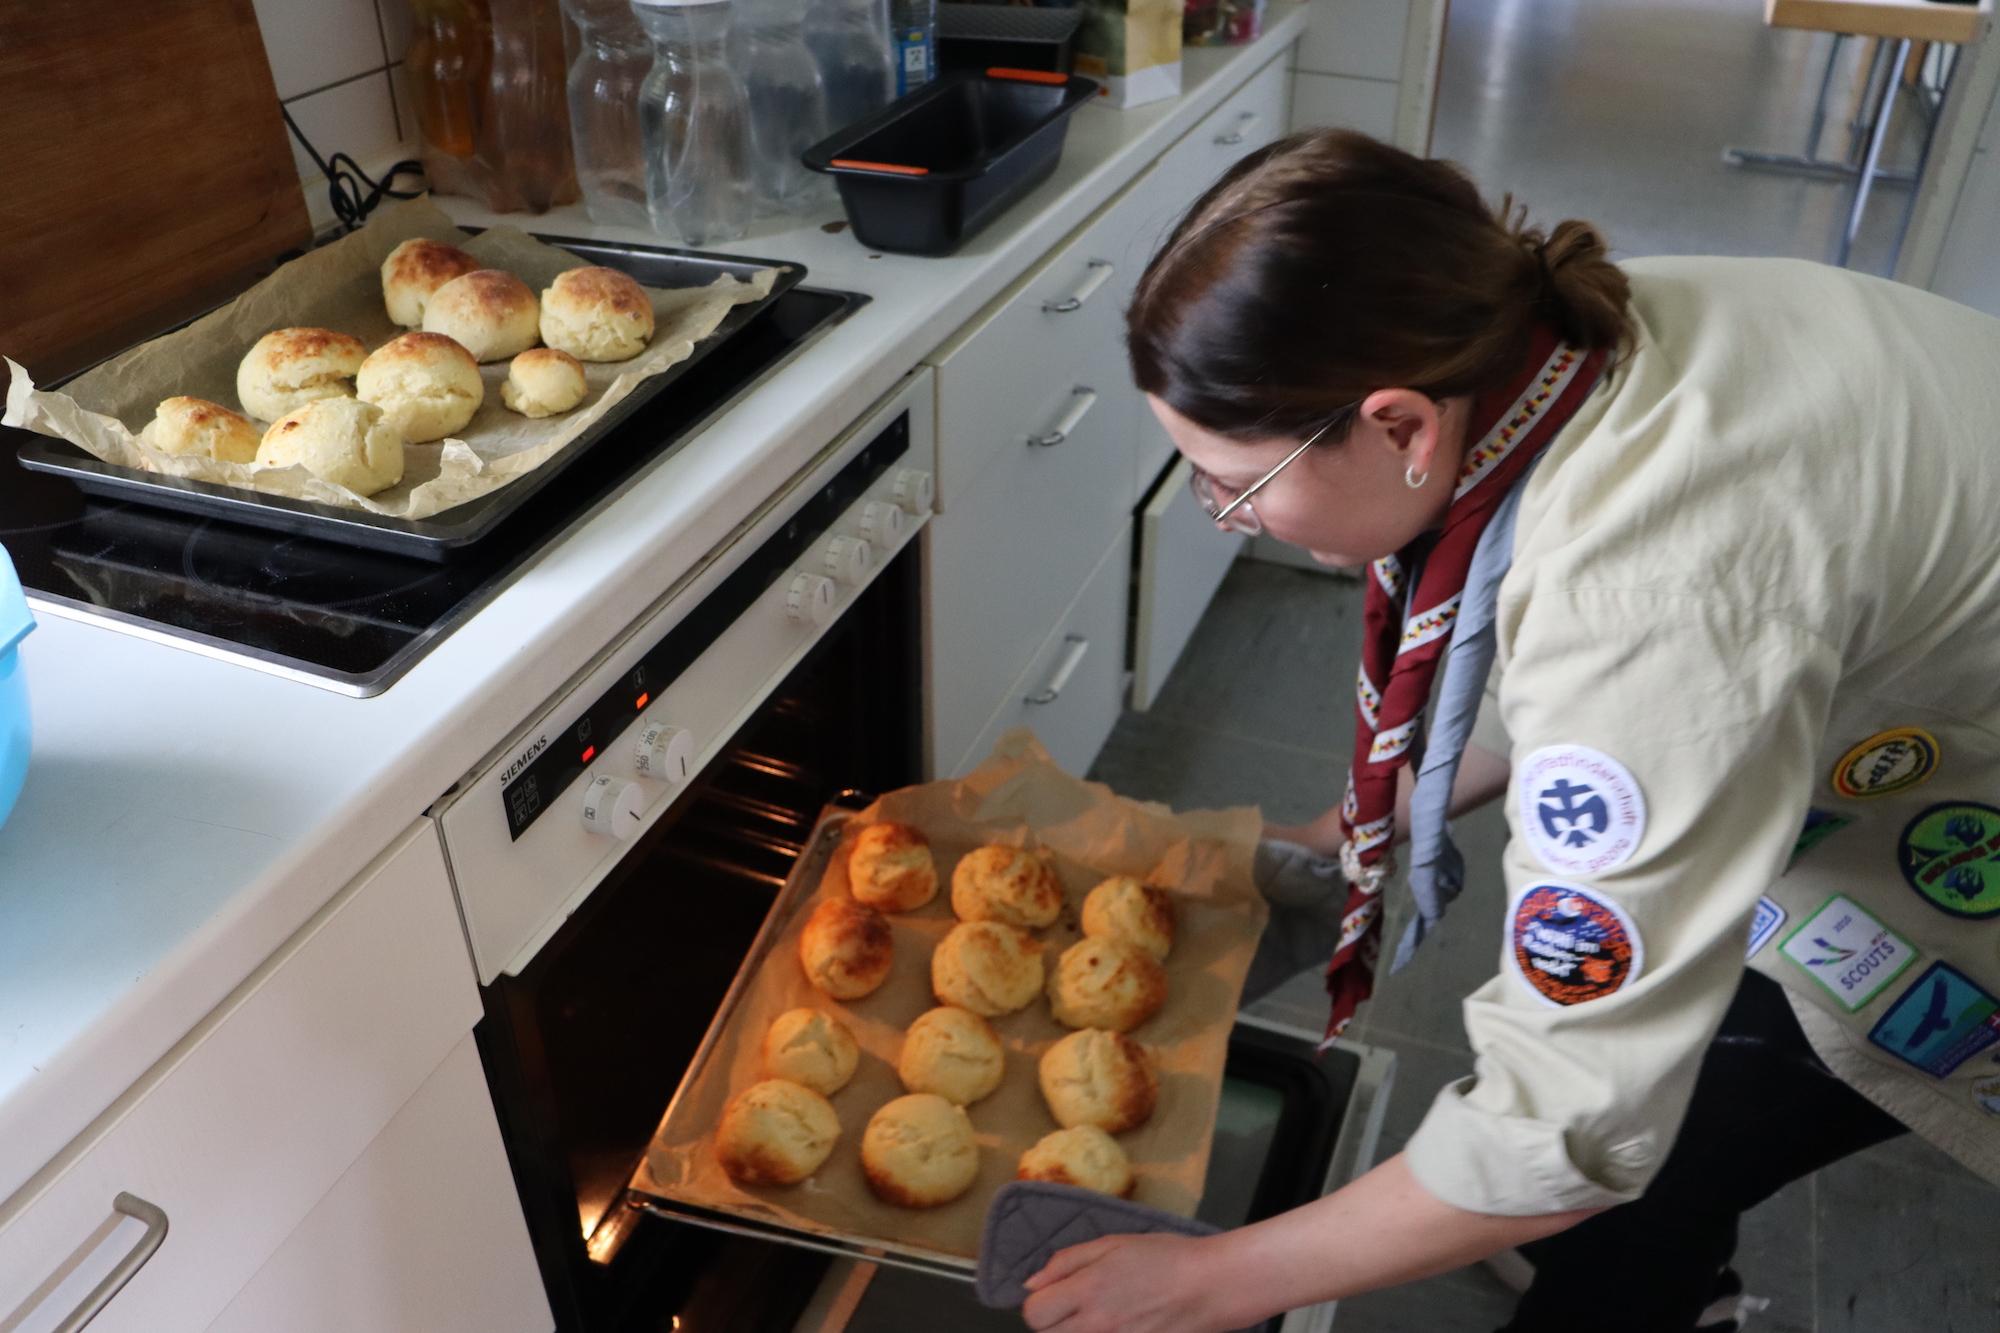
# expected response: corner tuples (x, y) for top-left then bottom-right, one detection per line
(1290, 70), (1400, 141)
(389, 61), (415, 142)
(252, 0), (392, 98)
(285, 72), (406, 230)
(1296, 0), (1409, 81)
(377, 0), (413, 64)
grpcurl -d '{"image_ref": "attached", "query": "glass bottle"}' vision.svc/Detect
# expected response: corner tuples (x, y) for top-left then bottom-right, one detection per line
(632, 0), (754, 246)
(407, 0), (493, 201)
(561, 0), (653, 228)
(730, 0), (834, 217)
(478, 0), (580, 213)
(802, 0), (893, 131)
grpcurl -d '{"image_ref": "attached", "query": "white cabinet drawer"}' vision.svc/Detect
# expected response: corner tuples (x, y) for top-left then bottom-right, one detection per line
(1153, 54), (1292, 214)
(952, 521), (1134, 778)
(0, 824), (479, 1333)
(207, 1035), (551, 1333)
(1131, 459), (1246, 709)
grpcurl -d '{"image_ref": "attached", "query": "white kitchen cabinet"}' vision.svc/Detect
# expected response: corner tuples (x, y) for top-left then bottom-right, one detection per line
(952, 520), (1136, 777)
(207, 1035), (551, 1333)
(0, 824), (495, 1333)
(1131, 459), (1247, 710)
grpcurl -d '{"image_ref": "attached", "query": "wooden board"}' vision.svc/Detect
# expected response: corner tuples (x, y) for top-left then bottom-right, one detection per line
(0, 2), (312, 386)
(1767, 0), (1990, 46)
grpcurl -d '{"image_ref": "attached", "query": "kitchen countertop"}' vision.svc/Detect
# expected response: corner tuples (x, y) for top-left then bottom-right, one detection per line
(0, 12), (1304, 1210)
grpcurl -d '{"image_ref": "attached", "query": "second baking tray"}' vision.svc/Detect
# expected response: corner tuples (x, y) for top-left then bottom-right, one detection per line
(15, 238), (802, 562)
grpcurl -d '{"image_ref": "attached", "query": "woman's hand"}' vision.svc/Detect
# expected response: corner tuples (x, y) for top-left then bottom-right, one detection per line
(1020, 1232), (1229, 1333)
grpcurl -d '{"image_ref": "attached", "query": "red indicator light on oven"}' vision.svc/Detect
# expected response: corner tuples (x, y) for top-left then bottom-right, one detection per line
(581, 745), (597, 764)
(635, 692), (650, 710)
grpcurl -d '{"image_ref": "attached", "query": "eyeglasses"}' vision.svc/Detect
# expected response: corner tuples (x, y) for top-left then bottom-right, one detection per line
(1187, 415), (1341, 536)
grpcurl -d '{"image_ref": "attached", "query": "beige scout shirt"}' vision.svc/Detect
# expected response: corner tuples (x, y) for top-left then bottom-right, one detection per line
(1403, 256), (2000, 1216)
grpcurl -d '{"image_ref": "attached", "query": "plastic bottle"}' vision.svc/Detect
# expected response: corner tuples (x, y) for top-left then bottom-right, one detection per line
(803, 0), (894, 131)
(632, 0), (754, 246)
(889, 0), (935, 97)
(731, 0), (834, 216)
(561, 0), (653, 228)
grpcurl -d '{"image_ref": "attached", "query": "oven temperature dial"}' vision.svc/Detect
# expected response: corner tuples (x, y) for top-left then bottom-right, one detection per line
(581, 775), (648, 839)
(634, 723), (695, 783)
(786, 571), (837, 627)
(820, 535), (873, 585)
(891, 468), (934, 514)
(859, 500), (903, 546)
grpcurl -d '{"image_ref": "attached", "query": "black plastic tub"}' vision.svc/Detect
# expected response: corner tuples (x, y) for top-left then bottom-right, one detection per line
(802, 69), (1098, 256)
(936, 4), (1084, 75)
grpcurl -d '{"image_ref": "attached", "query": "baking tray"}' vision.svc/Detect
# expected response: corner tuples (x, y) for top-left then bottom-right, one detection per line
(14, 237), (803, 562)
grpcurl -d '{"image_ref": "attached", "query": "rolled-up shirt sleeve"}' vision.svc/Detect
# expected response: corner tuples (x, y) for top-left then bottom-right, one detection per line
(1403, 585), (1838, 1215)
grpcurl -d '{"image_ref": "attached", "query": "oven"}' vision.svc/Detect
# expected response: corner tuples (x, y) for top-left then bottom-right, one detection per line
(432, 370), (1393, 1332)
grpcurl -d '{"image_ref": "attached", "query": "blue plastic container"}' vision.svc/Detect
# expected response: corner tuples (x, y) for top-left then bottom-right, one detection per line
(0, 547), (34, 830)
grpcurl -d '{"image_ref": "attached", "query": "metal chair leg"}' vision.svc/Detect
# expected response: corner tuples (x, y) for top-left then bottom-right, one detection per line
(1839, 36), (1914, 267)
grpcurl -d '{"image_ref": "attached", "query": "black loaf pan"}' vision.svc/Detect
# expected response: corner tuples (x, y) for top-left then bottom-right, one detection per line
(802, 68), (1097, 257)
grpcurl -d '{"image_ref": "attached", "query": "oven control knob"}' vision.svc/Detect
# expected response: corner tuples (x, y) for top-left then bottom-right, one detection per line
(634, 723), (696, 784)
(860, 500), (903, 546)
(581, 775), (648, 839)
(820, 535), (873, 585)
(786, 571), (837, 627)
(891, 468), (934, 515)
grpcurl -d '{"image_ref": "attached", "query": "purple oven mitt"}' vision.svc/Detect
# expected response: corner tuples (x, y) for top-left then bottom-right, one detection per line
(974, 1181), (1221, 1310)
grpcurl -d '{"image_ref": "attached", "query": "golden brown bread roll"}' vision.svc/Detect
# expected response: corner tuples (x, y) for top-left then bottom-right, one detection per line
(140, 396), (260, 463)
(861, 1093), (980, 1207)
(422, 269), (540, 362)
(848, 821), (939, 912)
(931, 921), (1043, 1017)
(798, 897), (894, 1000)
(236, 327), (365, 422)
(762, 1007), (859, 1096)
(715, 1079), (840, 1185)
(355, 331), (483, 442)
(1017, 1125), (1134, 1197)
(1047, 937), (1167, 1033)
(381, 238), (481, 327)
(1037, 1029), (1158, 1134)
(1080, 877), (1175, 962)
(255, 397), (405, 497)
(500, 347), (587, 418)
(950, 845), (1063, 930)
(538, 265), (656, 362)
(896, 1006), (1005, 1106)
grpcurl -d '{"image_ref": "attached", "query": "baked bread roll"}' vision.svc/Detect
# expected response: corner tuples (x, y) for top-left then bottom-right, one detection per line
(1017, 1126), (1134, 1197)
(861, 1093), (980, 1207)
(422, 269), (540, 362)
(381, 238), (481, 327)
(1038, 1029), (1158, 1134)
(762, 1007), (859, 1096)
(1048, 937), (1167, 1033)
(798, 897), (893, 1000)
(236, 327), (365, 422)
(931, 921), (1043, 1017)
(715, 1079), (840, 1185)
(848, 822), (938, 912)
(538, 265), (656, 362)
(1080, 877), (1175, 962)
(355, 331), (483, 442)
(255, 397), (405, 497)
(897, 1006), (1004, 1106)
(500, 347), (587, 418)
(140, 396), (259, 463)
(950, 845), (1063, 930)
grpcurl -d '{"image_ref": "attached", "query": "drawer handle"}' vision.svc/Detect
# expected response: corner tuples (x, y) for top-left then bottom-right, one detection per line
(1028, 388), (1098, 448)
(1026, 635), (1090, 705)
(41, 1193), (170, 1333)
(1214, 110), (1258, 146)
(1042, 260), (1115, 313)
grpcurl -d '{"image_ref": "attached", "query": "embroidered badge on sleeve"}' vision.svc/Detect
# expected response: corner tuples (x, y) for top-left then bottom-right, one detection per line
(1509, 882), (1644, 1006)
(1516, 745), (1646, 876)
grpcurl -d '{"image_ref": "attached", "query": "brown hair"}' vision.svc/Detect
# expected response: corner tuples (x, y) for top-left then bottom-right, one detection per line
(1126, 130), (1633, 442)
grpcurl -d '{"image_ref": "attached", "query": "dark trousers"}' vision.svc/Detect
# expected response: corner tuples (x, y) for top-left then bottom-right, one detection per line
(1498, 969), (1907, 1333)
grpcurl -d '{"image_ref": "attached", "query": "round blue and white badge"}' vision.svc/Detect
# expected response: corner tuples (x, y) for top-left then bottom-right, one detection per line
(1516, 744), (1647, 876)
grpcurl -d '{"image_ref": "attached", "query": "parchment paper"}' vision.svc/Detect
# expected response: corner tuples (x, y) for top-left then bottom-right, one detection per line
(1, 196), (780, 519)
(634, 731), (1268, 1265)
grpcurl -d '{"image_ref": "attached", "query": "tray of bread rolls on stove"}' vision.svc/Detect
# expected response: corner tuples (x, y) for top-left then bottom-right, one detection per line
(623, 755), (1268, 1281)
(10, 217), (802, 562)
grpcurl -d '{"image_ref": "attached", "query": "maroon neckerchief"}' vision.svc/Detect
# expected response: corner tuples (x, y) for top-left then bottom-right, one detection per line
(1324, 330), (1607, 1040)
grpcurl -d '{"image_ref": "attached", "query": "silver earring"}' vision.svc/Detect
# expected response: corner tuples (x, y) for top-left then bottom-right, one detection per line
(1404, 464), (1429, 490)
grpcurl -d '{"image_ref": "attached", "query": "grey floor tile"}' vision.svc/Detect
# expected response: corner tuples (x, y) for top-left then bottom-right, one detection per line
(1734, 1177), (1818, 1333)
(1088, 709), (1346, 828)
(1815, 1141), (2000, 1331)
(1368, 1036), (1479, 1162)
(1332, 1262), (1521, 1332)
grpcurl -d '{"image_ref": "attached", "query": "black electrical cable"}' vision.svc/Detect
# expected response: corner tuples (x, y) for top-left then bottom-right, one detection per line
(281, 104), (427, 233)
